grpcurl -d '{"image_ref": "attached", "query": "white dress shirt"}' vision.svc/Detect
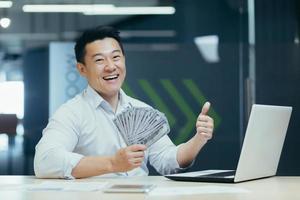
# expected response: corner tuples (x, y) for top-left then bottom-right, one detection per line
(34, 85), (184, 179)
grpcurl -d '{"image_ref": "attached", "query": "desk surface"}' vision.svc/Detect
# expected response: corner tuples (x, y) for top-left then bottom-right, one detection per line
(0, 176), (299, 200)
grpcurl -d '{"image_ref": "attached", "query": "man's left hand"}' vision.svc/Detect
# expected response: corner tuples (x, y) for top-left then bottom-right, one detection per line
(196, 102), (214, 143)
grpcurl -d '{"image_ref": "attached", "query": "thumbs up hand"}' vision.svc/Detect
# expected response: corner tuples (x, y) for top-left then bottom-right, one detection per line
(176, 102), (214, 168)
(196, 102), (214, 143)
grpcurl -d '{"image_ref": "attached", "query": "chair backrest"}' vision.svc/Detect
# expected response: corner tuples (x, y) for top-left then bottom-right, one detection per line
(0, 114), (18, 135)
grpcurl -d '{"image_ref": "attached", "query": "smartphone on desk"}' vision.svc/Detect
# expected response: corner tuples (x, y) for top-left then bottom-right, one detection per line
(103, 184), (155, 193)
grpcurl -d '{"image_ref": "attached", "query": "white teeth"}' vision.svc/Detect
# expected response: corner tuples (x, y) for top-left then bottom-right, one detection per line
(105, 75), (116, 79)
(103, 74), (119, 80)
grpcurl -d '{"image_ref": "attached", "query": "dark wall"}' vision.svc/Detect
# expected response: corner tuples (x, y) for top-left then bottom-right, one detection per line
(115, 0), (300, 176)
(115, 0), (245, 174)
(255, 0), (300, 175)
(23, 47), (49, 174)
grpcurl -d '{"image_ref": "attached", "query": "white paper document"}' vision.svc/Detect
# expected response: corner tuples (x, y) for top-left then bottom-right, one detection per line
(26, 181), (108, 191)
(1, 181), (108, 192)
(149, 185), (250, 196)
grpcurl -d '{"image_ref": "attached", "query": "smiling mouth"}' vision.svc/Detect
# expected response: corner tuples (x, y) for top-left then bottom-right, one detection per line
(103, 74), (119, 81)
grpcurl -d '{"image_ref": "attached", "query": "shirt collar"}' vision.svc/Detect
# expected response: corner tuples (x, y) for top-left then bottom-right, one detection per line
(84, 85), (130, 110)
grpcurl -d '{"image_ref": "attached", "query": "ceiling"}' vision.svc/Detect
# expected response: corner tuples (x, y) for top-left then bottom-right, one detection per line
(0, 0), (173, 54)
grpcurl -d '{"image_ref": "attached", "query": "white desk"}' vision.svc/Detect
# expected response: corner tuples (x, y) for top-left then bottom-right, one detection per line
(0, 176), (299, 200)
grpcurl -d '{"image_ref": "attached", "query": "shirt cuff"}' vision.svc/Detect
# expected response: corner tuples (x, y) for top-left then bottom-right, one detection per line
(173, 144), (195, 173)
(63, 152), (84, 180)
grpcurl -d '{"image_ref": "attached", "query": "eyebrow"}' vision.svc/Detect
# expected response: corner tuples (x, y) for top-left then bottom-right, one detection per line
(91, 50), (122, 58)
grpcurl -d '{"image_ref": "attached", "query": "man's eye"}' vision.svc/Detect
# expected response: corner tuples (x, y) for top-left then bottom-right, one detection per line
(113, 55), (120, 60)
(95, 58), (104, 62)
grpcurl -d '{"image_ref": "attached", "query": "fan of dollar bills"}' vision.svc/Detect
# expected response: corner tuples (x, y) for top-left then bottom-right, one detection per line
(113, 106), (170, 147)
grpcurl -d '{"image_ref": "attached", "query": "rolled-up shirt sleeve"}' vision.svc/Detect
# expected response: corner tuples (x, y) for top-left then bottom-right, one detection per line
(34, 105), (83, 179)
(148, 135), (194, 175)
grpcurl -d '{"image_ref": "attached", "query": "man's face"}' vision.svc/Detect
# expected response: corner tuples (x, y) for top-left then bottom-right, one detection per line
(77, 37), (126, 99)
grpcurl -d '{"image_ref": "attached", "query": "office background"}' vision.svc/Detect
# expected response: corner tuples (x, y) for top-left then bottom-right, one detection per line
(0, 0), (299, 176)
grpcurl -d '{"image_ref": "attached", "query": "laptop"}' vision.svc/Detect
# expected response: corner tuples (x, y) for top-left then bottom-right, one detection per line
(165, 104), (292, 183)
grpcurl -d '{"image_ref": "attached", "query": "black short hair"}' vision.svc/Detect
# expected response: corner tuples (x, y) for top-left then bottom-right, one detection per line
(74, 26), (124, 63)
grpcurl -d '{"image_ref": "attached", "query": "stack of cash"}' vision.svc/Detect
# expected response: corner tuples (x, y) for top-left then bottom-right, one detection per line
(113, 107), (170, 147)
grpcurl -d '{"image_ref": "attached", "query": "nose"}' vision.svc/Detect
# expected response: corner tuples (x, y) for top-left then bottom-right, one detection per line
(104, 58), (116, 71)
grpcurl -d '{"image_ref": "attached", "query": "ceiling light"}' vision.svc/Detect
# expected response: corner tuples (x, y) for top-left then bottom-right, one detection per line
(0, 1), (12, 8)
(0, 17), (11, 28)
(22, 4), (114, 13)
(22, 4), (175, 15)
(84, 6), (176, 15)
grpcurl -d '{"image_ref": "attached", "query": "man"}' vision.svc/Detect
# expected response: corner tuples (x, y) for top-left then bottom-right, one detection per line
(34, 26), (214, 179)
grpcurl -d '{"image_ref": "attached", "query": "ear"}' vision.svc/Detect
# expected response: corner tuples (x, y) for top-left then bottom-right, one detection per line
(76, 62), (87, 77)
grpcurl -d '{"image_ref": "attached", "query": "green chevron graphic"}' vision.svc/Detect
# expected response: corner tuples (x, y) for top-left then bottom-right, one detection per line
(182, 79), (222, 129)
(160, 79), (197, 144)
(138, 79), (176, 127)
(122, 79), (222, 145)
(122, 81), (136, 98)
